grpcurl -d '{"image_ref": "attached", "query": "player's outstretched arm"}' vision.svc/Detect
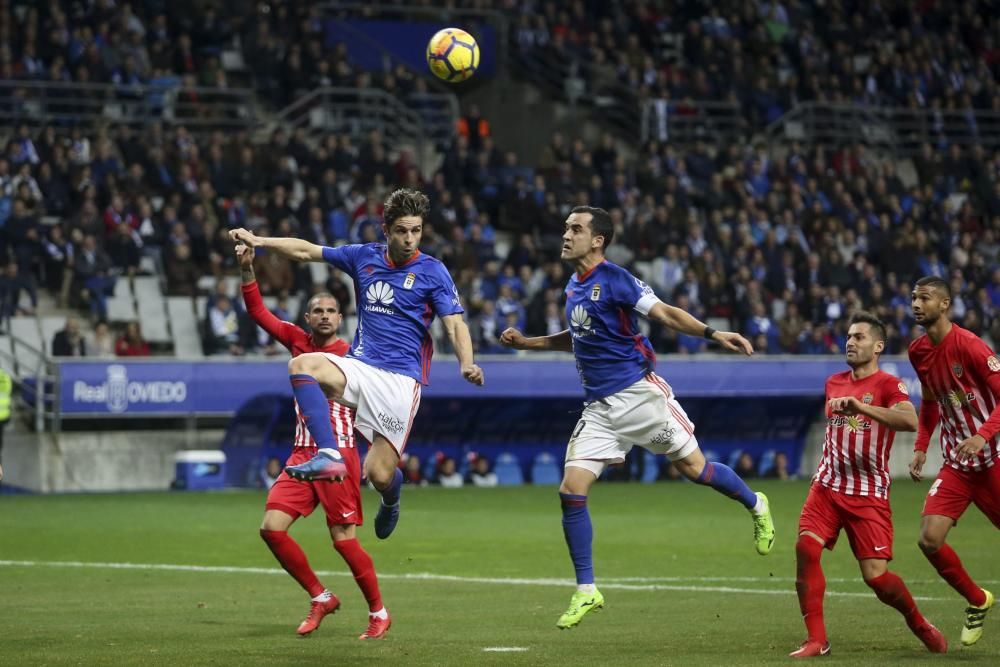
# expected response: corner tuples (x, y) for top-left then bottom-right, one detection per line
(500, 328), (573, 352)
(647, 302), (753, 355)
(442, 314), (484, 386)
(228, 228), (325, 262)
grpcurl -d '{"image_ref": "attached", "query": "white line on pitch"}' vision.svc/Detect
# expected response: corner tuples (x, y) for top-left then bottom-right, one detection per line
(0, 560), (954, 601)
(483, 647), (529, 652)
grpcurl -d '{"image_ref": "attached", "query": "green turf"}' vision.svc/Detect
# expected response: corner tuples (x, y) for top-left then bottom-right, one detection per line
(1, 480), (997, 665)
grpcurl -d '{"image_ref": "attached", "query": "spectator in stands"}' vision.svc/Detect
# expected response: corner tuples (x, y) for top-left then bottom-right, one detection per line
(468, 456), (498, 488)
(735, 451), (757, 479)
(764, 451), (792, 481)
(88, 320), (115, 358)
(403, 453), (426, 486)
(165, 243), (199, 297)
(434, 457), (463, 488)
(0, 262), (35, 325)
(52, 316), (86, 357)
(74, 234), (116, 320)
(206, 294), (243, 356)
(115, 321), (151, 357)
(107, 222), (142, 276)
(261, 457), (282, 490)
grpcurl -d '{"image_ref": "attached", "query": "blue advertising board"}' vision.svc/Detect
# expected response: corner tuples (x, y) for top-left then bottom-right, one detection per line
(55, 357), (922, 417)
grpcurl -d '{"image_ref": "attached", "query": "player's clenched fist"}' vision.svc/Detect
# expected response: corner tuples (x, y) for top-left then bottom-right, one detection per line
(229, 228), (261, 247)
(828, 396), (862, 415)
(462, 364), (485, 386)
(499, 328), (527, 350)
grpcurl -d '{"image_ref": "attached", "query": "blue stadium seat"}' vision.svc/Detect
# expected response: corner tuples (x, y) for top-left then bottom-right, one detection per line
(531, 452), (561, 485)
(494, 452), (524, 486)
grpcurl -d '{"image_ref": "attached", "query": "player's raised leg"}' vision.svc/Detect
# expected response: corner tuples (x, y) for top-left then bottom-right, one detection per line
(260, 510), (340, 636)
(365, 436), (405, 539)
(861, 558), (947, 653)
(285, 354), (349, 480)
(919, 514), (993, 646)
(672, 447), (774, 555)
(555, 462), (605, 629)
(330, 525), (391, 640)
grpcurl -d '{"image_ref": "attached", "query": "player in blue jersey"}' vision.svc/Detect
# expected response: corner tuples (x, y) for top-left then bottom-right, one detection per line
(230, 189), (484, 540)
(500, 206), (775, 629)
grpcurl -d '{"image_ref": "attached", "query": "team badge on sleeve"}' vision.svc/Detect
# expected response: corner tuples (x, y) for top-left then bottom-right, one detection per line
(988, 356), (1000, 373)
(591, 284), (601, 301)
(634, 277), (655, 297)
(898, 382), (909, 395)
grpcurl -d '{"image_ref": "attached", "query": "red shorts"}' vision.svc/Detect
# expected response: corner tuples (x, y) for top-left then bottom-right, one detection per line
(265, 446), (363, 527)
(799, 483), (894, 561)
(922, 463), (1000, 529)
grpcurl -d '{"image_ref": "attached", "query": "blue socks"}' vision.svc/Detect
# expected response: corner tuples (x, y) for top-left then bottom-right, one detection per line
(290, 374), (337, 450)
(560, 493), (594, 585)
(695, 462), (758, 510)
(380, 468), (403, 505)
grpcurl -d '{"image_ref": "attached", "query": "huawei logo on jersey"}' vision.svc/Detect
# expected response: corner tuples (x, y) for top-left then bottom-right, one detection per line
(365, 281), (395, 314)
(570, 305), (593, 336)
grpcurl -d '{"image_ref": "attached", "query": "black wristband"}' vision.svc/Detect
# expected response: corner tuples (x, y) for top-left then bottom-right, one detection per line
(703, 326), (717, 340)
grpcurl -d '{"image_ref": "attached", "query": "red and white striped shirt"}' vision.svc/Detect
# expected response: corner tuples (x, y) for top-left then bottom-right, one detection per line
(909, 325), (1000, 471)
(814, 369), (910, 499)
(242, 281), (356, 449)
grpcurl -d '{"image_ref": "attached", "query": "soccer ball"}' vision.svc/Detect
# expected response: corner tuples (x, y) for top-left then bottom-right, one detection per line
(426, 28), (479, 83)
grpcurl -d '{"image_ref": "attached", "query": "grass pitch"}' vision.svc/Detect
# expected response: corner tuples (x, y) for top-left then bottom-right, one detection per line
(1, 480), (998, 665)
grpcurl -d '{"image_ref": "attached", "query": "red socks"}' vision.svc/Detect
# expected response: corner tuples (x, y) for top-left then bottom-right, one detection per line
(334, 538), (383, 612)
(795, 536), (827, 643)
(866, 571), (925, 629)
(925, 544), (988, 606)
(260, 529), (325, 598)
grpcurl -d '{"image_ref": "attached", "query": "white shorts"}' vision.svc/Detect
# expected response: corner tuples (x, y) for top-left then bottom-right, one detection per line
(322, 355), (421, 456)
(566, 373), (699, 476)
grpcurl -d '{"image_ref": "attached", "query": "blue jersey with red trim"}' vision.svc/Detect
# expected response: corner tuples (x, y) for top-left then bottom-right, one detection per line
(565, 260), (658, 400)
(322, 244), (463, 384)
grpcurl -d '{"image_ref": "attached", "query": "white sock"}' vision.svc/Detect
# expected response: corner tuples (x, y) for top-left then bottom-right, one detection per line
(751, 493), (765, 515)
(370, 607), (389, 619)
(312, 590), (333, 603)
(577, 583), (596, 594)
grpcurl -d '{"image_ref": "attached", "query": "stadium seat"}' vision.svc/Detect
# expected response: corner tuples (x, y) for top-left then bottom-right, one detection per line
(493, 452), (524, 486)
(167, 297), (204, 358)
(530, 452), (561, 485)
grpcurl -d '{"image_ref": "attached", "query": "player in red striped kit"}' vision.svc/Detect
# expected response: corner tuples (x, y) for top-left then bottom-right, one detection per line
(237, 244), (390, 640)
(792, 312), (947, 658)
(909, 275), (999, 646)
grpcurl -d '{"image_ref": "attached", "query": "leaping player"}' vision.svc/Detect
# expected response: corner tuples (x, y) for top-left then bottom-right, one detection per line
(230, 188), (484, 543)
(237, 243), (389, 640)
(500, 206), (774, 630)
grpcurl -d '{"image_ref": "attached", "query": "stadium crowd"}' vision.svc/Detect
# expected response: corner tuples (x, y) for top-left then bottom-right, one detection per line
(0, 0), (998, 359)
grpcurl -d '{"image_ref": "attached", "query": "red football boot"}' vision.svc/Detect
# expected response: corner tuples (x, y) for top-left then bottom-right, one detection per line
(914, 621), (948, 653)
(359, 611), (392, 640)
(297, 595), (341, 636)
(789, 640), (831, 658)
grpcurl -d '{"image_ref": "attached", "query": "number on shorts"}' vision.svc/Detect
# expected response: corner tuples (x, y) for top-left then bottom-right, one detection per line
(928, 478), (943, 497)
(570, 420), (587, 442)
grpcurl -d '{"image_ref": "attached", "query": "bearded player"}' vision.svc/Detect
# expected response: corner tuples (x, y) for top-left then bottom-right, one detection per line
(791, 312), (946, 658)
(237, 244), (389, 640)
(909, 275), (999, 647)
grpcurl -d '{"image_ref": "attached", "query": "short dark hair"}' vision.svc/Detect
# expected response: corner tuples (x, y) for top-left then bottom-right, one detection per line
(571, 205), (614, 250)
(307, 292), (339, 312)
(383, 188), (430, 227)
(849, 310), (887, 343)
(915, 275), (952, 299)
